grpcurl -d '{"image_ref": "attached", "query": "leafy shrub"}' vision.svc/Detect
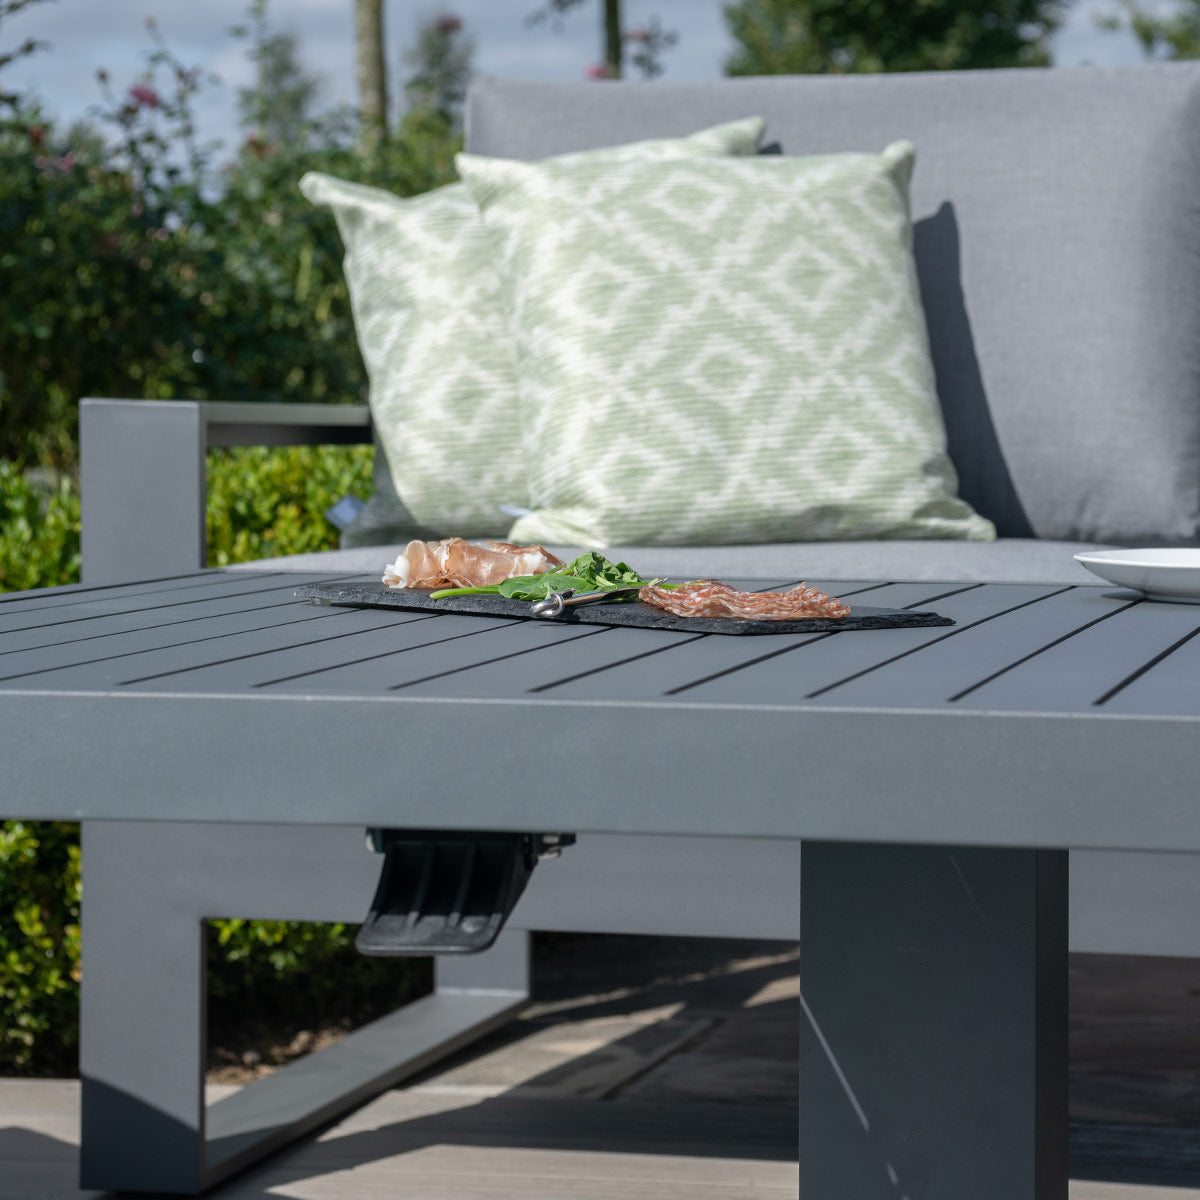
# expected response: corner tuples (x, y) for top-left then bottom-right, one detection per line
(207, 444), (373, 565)
(0, 443), (373, 588)
(0, 822), (81, 1075)
(0, 460), (80, 593)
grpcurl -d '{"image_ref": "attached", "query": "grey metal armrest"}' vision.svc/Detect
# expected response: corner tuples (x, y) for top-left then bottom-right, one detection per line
(79, 398), (371, 586)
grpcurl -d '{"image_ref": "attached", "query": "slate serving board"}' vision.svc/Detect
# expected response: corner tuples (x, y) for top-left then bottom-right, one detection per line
(295, 582), (954, 637)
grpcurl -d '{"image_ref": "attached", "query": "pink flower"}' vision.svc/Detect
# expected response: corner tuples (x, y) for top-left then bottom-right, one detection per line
(38, 150), (78, 178)
(586, 62), (613, 80)
(624, 26), (649, 42)
(128, 84), (161, 108)
(435, 15), (462, 35)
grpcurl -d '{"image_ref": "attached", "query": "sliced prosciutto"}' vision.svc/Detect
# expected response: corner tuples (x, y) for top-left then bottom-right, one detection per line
(639, 579), (850, 621)
(383, 538), (563, 590)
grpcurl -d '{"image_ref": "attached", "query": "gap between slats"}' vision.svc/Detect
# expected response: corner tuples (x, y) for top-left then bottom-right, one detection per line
(1094, 623), (1200, 705)
(527, 580), (889, 697)
(0, 596), (302, 660)
(946, 598), (1144, 703)
(0, 572), (363, 637)
(0, 568), (254, 608)
(253, 618), (529, 688)
(803, 585), (1070, 700)
(114, 611), (444, 686)
(0, 569), (286, 622)
(386, 625), (611, 691)
(0, 574), (367, 656)
(0, 604), (357, 684)
(666, 582), (982, 698)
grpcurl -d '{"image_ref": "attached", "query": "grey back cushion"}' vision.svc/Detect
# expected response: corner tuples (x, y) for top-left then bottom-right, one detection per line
(466, 67), (1200, 545)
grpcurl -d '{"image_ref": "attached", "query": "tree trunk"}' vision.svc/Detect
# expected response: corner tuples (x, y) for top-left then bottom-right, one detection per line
(355, 0), (388, 148)
(604, 0), (622, 77)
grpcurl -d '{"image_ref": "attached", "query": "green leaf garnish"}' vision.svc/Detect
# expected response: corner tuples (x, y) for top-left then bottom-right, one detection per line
(430, 552), (671, 604)
(497, 573), (590, 600)
(556, 552), (650, 590)
(428, 584), (500, 599)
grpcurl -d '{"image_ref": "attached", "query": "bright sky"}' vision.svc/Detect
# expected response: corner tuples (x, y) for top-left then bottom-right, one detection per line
(1, 0), (1161, 156)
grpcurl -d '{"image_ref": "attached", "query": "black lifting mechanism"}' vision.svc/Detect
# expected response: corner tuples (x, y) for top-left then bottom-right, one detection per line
(356, 829), (576, 956)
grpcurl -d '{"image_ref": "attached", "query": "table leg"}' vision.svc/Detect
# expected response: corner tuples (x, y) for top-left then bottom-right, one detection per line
(798, 841), (1068, 1200)
(79, 821), (529, 1194)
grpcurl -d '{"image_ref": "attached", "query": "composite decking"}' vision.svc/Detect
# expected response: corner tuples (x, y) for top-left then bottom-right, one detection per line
(5, 1081), (1197, 1200)
(5, 940), (1200, 1199)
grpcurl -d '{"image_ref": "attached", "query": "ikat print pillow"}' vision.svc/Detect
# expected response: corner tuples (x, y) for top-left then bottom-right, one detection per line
(298, 117), (765, 539)
(456, 141), (996, 548)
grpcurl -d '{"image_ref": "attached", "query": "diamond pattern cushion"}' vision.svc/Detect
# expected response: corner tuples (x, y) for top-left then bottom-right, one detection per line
(457, 142), (995, 548)
(298, 117), (764, 539)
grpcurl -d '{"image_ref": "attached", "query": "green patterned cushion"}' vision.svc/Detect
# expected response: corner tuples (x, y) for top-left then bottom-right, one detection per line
(457, 142), (996, 547)
(298, 118), (764, 539)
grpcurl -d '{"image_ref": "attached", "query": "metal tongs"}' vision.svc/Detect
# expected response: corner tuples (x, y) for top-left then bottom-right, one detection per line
(530, 578), (666, 619)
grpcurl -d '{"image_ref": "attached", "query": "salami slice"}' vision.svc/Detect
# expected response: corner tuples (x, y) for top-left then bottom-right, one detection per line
(639, 579), (850, 621)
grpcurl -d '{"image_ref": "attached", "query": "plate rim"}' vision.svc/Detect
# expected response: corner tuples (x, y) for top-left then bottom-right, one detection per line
(1074, 548), (1200, 571)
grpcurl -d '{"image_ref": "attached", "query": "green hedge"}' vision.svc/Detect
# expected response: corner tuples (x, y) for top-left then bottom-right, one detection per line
(0, 460), (81, 593)
(0, 441), (375, 587)
(206, 443), (373, 565)
(0, 442), (425, 1076)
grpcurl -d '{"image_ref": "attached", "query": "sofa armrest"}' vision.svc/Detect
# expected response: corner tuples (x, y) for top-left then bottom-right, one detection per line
(80, 398), (371, 586)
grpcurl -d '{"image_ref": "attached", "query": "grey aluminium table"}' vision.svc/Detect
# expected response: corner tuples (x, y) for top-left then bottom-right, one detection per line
(3, 568), (1200, 1198)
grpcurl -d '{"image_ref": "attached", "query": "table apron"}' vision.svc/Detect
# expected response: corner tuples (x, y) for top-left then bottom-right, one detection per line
(2, 692), (1198, 852)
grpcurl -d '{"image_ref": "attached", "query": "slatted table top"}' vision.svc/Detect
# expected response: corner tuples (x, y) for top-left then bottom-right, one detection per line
(2, 569), (1199, 851)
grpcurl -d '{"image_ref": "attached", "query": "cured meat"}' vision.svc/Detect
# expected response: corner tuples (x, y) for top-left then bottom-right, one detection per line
(383, 538), (563, 590)
(639, 579), (850, 621)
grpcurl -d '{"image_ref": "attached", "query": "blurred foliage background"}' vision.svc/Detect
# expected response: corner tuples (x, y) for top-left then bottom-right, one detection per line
(722, 0), (1068, 73)
(0, 3), (463, 469)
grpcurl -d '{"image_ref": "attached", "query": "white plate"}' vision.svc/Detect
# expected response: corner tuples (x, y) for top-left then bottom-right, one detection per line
(1074, 548), (1200, 602)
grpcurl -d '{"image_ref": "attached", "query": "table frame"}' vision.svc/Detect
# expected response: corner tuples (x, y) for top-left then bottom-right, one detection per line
(5, 423), (1200, 1194)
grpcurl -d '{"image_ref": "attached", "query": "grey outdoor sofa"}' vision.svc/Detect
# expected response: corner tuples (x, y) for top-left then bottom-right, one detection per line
(64, 61), (1200, 1197)
(84, 60), (1200, 970)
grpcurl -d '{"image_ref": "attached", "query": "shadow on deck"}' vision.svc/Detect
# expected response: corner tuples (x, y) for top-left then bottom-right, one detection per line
(3, 939), (1200, 1198)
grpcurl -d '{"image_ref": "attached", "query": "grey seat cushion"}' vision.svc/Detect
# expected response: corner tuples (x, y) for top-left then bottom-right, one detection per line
(231, 538), (1110, 586)
(466, 67), (1200, 548)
